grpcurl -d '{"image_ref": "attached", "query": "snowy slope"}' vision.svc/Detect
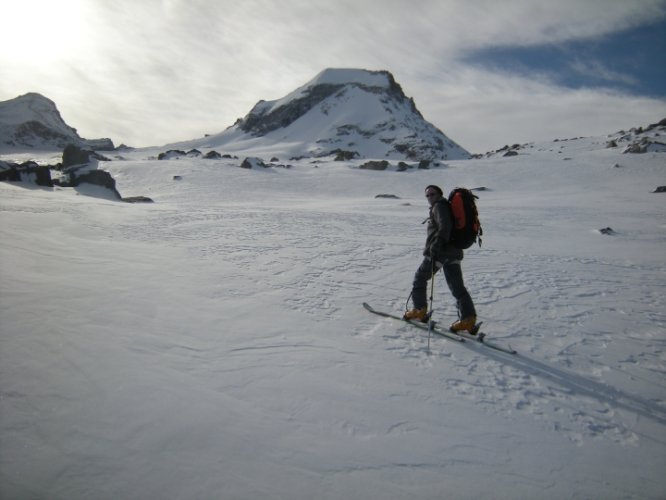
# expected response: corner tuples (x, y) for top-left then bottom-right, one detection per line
(175, 68), (470, 161)
(1, 130), (665, 499)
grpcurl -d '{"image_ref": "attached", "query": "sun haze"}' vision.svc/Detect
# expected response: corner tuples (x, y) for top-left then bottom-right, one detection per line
(4, 0), (91, 62)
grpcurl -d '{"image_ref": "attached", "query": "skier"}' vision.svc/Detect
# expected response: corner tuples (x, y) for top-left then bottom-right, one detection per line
(403, 185), (477, 333)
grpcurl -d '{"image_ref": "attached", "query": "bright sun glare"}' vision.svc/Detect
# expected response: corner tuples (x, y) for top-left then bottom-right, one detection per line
(4, 0), (87, 62)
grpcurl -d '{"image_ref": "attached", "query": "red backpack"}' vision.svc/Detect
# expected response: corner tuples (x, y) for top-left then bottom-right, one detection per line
(447, 188), (483, 249)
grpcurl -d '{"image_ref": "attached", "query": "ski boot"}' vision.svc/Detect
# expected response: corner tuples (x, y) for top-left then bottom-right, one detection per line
(403, 307), (428, 323)
(450, 316), (478, 334)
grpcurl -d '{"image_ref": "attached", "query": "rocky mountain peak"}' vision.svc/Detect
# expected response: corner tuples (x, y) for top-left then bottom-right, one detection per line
(2, 92), (74, 133)
(238, 69), (422, 137)
(194, 68), (469, 161)
(0, 92), (114, 151)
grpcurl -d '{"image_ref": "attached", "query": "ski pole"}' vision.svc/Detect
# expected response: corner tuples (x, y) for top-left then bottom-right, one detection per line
(427, 259), (436, 354)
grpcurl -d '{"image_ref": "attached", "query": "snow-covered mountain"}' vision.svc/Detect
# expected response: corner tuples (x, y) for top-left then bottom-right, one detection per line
(0, 93), (114, 151)
(177, 68), (470, 161)
(1, 70), (468, 161)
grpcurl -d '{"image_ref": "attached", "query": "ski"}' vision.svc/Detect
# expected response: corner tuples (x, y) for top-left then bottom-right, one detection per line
(362, 302), (464, 342)
(448, 322), (518, 355)
(363, 302), (517, 355)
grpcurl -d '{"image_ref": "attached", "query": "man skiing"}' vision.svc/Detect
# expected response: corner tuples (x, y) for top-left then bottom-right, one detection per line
(403, 185), (477, 333)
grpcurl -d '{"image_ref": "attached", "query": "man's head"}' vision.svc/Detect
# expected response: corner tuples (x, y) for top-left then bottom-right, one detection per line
(425, 185), (443, 206)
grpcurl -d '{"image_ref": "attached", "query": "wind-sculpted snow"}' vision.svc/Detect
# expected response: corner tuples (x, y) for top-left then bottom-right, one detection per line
(1, 134), (665, 499)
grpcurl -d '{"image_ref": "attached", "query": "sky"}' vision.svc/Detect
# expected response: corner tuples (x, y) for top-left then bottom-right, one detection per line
(1, 0), (665, 153)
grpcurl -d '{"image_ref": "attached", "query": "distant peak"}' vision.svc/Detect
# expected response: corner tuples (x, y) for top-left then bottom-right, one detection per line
(15, 92), (56, 104)
(208, 68), (470, 161)
(307, 68), (393, 89)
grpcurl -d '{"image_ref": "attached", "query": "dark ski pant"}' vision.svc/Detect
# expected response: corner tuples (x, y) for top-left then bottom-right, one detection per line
(411, 257), (476, 319)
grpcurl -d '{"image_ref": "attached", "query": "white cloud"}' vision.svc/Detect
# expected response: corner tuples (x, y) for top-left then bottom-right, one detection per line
(409, 63), (664, 152)
(568, 59), (640, 87)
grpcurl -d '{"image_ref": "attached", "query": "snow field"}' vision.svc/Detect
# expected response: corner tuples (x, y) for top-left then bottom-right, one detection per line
(1, 140), (665, 499)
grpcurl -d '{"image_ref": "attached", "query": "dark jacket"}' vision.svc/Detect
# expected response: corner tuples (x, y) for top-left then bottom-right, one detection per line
(423, 199), (463, 261)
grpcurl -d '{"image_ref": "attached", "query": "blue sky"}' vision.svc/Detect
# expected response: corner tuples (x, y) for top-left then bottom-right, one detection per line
(463, 18), (666, 99)
(1, 0), (665, 152)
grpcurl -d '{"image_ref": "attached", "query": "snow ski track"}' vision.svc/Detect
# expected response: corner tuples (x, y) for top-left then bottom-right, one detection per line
(379, 311), (662, 446)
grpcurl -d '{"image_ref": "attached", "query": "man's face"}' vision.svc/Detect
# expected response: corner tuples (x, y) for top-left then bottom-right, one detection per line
(425, 188), (440, 207)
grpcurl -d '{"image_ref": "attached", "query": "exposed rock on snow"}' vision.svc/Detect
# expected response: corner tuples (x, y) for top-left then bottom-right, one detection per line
(239, 83), (347, 136)
(71, 169), (121, 199)
(475, 118), (666, 159)
(240, 157), (268, 169)
(157, 149), (217, 160)
(62, 144), (109, 168)
(158, 149), (187, 160)
(58, 144), (123, 198)
(122, 196), (154, 203)
(473, 142), (528, 158)
(0, 151), (121, 199)
(0, 160), (53, 186)
(359, 160), (389, 170)
(55, 159), (122, 200)
(0, 143), (134, 201)
(622, 136), (666, 153)
(608, 117), (666, 153)
(332, 149), (360, 161)
(238, 156), (292, 169)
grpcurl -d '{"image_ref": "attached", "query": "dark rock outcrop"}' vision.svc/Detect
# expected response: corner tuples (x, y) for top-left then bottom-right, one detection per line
(332, 149), (360, 161)
(122, 196), (154, 203)
(240, 157), (269, 169)
(0, 161), (53, 186)
(359, 160), (389, 171)
(158, 150), (187, 160)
